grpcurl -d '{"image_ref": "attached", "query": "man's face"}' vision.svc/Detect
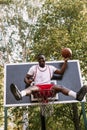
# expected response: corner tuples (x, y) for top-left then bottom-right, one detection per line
(38, 55), (45, 67)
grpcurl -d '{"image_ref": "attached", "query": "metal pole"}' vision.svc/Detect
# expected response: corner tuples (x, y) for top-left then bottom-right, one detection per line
(22, 107), (29, 130)
(4, 107), (7, 130)
(40, 107), (46, 130)
(81, 102), (87, 130)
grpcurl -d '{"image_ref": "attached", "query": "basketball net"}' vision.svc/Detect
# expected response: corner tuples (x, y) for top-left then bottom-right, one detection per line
(35, 89), (56, 117)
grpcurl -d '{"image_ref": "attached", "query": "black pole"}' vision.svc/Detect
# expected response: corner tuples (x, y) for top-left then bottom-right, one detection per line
(4, 107), (7, 130)
(40, 108), (46, 130)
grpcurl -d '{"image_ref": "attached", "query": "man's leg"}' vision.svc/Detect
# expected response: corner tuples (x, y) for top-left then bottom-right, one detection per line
(53, 85), (87, 101)
(53, 85), (76, 98)
(10, 83), (39, 100)
(21, 85), (39, 96)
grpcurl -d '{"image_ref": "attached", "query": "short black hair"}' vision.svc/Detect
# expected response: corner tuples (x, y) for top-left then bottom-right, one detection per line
(37, 54), (45, 60)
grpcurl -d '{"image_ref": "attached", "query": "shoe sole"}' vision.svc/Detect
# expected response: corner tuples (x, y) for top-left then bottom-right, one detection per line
(10, 83), (22, 100)
(77, 85), (87, 101)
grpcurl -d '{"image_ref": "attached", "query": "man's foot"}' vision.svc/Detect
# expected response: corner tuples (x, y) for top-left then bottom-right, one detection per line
(76, 85), (87, 101)
(10, 83), (22, 100)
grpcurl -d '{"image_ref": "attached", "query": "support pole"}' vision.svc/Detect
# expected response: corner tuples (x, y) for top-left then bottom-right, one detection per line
(22, 107), (29, 130)
(81, 102), (87, 130)
(4, 107), (7, 130)
(40, 108), (46, 130)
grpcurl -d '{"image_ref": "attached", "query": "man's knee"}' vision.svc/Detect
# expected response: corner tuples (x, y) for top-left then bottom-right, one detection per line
(52, 85), (62, 92)
(30, 86), (39, 92)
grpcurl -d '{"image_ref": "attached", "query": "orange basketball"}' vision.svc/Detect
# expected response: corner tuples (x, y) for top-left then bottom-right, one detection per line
(61, 48), (72, 58)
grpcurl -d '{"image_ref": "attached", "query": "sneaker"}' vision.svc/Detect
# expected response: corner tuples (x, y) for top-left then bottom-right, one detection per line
(76, 85), (87, 101)
(10, 83), (22, 100)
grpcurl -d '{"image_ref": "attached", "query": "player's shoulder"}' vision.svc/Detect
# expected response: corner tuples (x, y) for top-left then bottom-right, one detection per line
(47, 65), (56, 69)
(30, 64), (37, 69)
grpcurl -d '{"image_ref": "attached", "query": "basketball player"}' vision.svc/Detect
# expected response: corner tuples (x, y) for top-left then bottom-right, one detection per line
(10, 54), (87, 101)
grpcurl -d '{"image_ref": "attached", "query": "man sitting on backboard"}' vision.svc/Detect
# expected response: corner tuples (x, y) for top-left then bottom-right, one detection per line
(10, 54), (87, 101)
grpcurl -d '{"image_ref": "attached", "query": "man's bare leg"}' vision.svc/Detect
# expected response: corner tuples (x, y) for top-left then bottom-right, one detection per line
(53, 85), (87, 101)
(53, 85), (76, 98)
(10, 83), (39, 100)
(21, 85), (39, 96)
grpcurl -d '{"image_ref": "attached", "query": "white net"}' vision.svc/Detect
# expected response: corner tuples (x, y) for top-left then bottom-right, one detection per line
(35, 89), (56, 117)
(40, 103), (54, 117)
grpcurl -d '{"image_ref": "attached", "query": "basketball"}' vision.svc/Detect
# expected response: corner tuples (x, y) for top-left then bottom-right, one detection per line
(61, 48), (72, 58)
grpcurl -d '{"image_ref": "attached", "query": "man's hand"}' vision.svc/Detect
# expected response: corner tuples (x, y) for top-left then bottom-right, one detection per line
(27, 77), (34, 84)
(64, 58), (69, 62)
(24, 74), (34, 86)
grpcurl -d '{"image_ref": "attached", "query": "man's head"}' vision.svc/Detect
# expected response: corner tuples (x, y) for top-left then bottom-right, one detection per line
(37, 54), (46, 67)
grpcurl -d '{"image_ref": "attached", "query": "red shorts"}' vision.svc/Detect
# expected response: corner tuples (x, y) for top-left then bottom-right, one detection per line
(33, 84), (55, 98)
(37, 84), (53, 90)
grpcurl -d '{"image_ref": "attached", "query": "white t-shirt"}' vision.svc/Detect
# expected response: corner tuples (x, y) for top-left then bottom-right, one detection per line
(27, 65), (57, 85)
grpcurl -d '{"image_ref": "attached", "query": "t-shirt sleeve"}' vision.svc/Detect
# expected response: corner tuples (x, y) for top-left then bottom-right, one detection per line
(50, 65), (57, 72)
(27, 65), (36, 76)
(49, 65), (57, 77)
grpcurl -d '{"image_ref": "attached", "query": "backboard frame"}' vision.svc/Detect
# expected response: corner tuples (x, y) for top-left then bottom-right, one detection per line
(4, 60), (85, 107)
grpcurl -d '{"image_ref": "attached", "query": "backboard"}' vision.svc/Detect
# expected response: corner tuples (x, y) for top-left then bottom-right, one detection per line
(4, 60), (84, 107)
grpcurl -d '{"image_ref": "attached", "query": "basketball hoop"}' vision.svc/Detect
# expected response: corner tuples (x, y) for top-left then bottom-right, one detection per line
(33, 89), (56, 117)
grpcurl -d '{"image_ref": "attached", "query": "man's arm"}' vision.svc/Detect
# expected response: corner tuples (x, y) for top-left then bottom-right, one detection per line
(54, 58), (68, 75)
(24, 74), (34, 86)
